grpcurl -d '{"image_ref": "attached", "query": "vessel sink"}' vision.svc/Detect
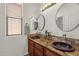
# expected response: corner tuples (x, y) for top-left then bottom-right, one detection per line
(52, 42), (75, 52)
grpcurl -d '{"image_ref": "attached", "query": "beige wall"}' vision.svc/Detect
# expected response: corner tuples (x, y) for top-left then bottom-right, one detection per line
(40, 3), (79, 39)
(0, 3), (41, 56)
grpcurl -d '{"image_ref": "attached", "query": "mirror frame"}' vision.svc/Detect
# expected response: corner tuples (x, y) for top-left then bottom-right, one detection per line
(37, 14), (45, 31)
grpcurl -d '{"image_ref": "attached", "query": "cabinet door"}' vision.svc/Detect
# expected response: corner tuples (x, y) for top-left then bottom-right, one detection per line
(34, 48), (43, 56)
(34, 43), (43, 56)
(44, 48), (59, 56)
(34, 43), (43, 52)
(28, 39), (34, 56)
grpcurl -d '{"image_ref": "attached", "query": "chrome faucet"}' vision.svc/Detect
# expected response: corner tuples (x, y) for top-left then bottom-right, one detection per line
(63, 34), (67, 40)
(62, 34), (75, 45)
(62, 34), (69, 42)
(45, 30), (51, 36)
(45, 30), (52, 39)
(45, 30), (48, 36)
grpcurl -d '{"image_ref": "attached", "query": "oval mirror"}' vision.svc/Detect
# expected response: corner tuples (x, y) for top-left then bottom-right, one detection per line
(37, 14), (45, 31)
(56, 3), (79, 32)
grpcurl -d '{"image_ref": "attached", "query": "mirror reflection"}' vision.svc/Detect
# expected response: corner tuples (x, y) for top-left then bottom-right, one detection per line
(56, 3), (79, 32)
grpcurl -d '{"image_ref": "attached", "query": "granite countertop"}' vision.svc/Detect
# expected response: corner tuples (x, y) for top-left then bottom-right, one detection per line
(29, 34), (79, 56)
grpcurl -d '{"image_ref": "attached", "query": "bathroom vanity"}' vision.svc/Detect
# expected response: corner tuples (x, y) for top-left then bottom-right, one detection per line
(28, 34), (79, 56)
(28, 39), (60, 56)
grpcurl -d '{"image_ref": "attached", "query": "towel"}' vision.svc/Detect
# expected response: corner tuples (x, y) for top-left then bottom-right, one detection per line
(24, 23), (30, 36)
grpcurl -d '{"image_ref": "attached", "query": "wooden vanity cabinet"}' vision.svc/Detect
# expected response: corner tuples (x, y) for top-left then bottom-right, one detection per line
(34, 42), (43, 56)
(44, 48), (60, 56)
(28, 39), (34, 56)
(28, 39), (60, 56)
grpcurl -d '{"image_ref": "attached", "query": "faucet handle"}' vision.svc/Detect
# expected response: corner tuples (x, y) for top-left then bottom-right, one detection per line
(45, 30), (47, 34)
(63, 34), (67, 39)
(63, 34), (66, 37)
(48, 32), (51, 36)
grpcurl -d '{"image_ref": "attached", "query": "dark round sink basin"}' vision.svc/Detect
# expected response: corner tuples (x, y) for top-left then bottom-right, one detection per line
(52, 42), (75, 52)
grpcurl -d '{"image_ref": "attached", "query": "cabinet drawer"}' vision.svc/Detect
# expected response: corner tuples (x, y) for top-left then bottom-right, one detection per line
(44, 48), (59, 56)
(35, 43), (43, 52)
